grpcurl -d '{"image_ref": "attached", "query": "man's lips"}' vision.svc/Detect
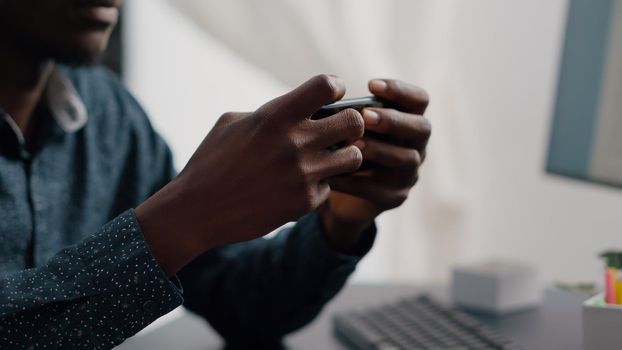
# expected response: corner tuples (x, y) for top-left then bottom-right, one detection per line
(76, 7), (118, 24)
(73, 0), (123, 26)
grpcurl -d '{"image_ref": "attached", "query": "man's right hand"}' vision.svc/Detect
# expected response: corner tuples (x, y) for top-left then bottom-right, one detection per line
(135, 75), (365, 276)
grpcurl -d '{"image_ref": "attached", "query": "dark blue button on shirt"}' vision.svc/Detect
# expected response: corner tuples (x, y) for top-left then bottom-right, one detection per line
(0, 66), (375, 349)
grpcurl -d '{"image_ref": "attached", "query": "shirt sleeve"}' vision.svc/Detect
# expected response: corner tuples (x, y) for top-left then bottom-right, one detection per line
(178, 210), (376, 347)
(0, 210), (183, 349)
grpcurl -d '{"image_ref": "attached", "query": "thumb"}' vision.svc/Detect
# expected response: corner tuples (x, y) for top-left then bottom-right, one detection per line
(257, 74), (346, 122)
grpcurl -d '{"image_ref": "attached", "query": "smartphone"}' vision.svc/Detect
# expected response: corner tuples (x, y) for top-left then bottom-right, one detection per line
(312, 96), (390, 171)
(312, 96), (386, 119)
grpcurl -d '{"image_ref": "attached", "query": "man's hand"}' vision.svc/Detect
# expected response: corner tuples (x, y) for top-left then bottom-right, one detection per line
(136, 75), (366, 276)
(321, 79), (431, 254)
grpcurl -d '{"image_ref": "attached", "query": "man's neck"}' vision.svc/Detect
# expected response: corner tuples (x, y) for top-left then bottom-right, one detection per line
(0, 45), (54, 136)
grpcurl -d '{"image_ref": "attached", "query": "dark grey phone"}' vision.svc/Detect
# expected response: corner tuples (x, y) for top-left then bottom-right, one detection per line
(312, 96), (386, 119)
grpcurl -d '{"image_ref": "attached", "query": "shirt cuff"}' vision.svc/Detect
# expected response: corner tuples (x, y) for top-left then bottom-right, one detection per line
(76, 209), (184, 340)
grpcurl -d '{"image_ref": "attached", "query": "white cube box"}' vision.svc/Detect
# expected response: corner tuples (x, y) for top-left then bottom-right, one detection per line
(451, 259), (541, 314)
(583, 293), (622, 350)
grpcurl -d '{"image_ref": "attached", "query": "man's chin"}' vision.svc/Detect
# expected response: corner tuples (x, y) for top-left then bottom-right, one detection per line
(48, 35), (110, 67)
(51, 48), (101, 67)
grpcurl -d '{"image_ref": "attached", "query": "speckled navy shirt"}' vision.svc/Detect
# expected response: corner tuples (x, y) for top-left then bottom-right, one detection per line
(0, 65), (375, 349)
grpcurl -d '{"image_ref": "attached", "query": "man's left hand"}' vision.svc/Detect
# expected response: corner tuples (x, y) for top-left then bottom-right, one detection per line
(320, 79), (430, 254)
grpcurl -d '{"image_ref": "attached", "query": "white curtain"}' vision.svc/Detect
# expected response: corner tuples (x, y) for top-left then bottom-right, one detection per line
(169, 0), (472, 282)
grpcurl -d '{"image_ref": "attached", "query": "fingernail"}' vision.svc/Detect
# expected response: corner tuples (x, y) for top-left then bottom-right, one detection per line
(353, 139), (366, 150)
(369, 79), (388, 92)
(363, 109), (380, 125)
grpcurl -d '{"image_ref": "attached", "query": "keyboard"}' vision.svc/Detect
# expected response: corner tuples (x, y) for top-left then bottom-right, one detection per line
(333, 295), (524, 350)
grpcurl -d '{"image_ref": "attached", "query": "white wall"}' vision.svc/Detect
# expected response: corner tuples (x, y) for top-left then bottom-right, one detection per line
(123, 0), (288, 172)
(124, 0), (622, 285)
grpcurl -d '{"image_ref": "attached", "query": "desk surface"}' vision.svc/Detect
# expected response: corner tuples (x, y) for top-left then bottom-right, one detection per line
(117, 283), (586, 349)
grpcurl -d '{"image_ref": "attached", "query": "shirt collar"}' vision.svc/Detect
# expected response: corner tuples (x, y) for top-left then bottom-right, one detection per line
(0, 67), (88, 138)
(45, 67), (88, 133)
(1, 113), (25, 145)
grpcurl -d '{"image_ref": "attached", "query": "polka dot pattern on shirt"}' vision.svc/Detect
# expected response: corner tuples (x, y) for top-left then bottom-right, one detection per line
(0, 210), (183, 349)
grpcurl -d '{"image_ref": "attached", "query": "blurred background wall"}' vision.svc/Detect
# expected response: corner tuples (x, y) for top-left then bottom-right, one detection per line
(122, 0), (622, 285)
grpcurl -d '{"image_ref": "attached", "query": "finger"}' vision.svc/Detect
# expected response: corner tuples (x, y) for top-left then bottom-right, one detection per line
(312, 145), (363, 179)
(258, 74), (346, 121)
(360, 138), (422, 169)
(327, 176), (409, 209)
(361, 108), (431, 149)
(368, 79), (429, 114)
(309, 108), (365, 149)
